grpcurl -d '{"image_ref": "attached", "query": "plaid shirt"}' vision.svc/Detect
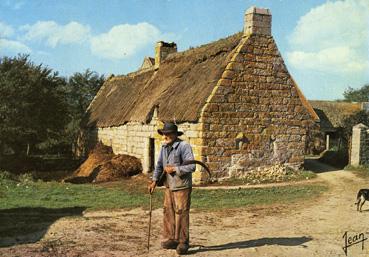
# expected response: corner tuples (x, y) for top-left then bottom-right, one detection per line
(153, 139), (195, 191)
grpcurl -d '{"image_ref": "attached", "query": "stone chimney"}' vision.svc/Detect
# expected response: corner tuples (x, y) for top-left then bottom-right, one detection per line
(244, 6), (272, 36)
(155, 41), (177, 69)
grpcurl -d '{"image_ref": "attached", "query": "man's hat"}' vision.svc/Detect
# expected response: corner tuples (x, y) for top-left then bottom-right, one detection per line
(158, 122), (184, 136)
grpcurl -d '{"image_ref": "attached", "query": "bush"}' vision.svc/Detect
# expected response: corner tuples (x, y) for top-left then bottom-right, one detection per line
(0, 170), (16, 181)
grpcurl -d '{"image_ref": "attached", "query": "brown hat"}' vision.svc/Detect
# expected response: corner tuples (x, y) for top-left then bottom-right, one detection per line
(157, 122), (184, 136)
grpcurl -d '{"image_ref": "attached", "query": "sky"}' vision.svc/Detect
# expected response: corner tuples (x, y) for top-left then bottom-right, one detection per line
(0, 0), (368, 100)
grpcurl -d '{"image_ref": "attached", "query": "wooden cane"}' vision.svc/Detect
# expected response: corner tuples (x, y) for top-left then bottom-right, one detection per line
(147, 191), (153, 251)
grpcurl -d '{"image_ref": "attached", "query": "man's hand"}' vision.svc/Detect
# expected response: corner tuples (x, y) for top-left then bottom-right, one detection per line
(164, 165), (176, 174)
(148, 181), (157, 194)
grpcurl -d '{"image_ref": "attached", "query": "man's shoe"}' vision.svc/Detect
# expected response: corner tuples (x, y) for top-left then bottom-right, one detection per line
(161, 239), (178, 249)
(176, 243), (189, 255)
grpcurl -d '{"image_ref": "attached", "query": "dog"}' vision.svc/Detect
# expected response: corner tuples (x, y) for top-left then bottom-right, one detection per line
(356, 189), (369, 212)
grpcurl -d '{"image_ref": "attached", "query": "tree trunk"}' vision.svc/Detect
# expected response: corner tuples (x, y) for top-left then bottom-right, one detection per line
(26, 143), (30, 156)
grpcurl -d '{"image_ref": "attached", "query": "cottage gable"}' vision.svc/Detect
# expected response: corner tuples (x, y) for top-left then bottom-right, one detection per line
(201, 32), (316, 173)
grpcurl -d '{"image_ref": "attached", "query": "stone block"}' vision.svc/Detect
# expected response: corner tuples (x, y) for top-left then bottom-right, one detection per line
(222, 70), (236, 79)
(190, 138), (203, 146)
(218, 78), (232, 86)
(210, 95), (226, 103)
(185, 130), (199, 138)
(219, 103), (235, 112)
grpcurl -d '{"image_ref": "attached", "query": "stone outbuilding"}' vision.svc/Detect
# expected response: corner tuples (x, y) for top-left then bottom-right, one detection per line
(309, 100), (366, 152)
(79, 6), (319, 182)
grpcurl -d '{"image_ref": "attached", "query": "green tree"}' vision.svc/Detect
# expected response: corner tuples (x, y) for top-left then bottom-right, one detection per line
(66, 69), (105, 117)
(343, 84), (369, 102)
(342, 110), (369, 145)
(0, 55), (68, 156)
(63, 69), (105, 153)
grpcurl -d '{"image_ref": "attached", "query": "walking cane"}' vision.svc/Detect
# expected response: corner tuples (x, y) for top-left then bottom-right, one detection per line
(147, 191), (153, 251)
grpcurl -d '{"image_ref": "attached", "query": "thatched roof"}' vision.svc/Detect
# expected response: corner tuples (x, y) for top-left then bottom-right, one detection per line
(309, 100), (362, 131)
(85, 33), (242, 127)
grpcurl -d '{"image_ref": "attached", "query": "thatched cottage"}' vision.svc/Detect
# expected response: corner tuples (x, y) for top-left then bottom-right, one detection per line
(79, 7), (319, 182)
(309, 100), (368, 151)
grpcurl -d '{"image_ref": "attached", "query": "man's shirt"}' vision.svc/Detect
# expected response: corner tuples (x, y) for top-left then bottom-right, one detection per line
(153, 139), (196, 191)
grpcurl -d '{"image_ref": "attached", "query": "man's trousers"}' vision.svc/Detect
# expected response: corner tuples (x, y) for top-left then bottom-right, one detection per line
(163, 187), (192, 244)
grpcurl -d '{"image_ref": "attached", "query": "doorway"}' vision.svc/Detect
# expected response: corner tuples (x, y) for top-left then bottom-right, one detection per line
(149, 138), (155, 172)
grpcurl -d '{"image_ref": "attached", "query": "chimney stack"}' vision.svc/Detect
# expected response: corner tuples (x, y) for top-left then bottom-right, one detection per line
(155, 41), (177, 69)
(244, 6), (272, 36)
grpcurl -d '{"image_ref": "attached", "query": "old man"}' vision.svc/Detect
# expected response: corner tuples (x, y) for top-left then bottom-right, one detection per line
(148, 122), (195, 255)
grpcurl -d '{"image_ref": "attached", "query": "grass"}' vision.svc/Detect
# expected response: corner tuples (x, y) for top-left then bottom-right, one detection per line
(0, 173), (159, 210)
(0, 170), (326, 211)
(345, 164), (369, 178)
(191, 184), (326, 210)
(0, 170), (327, 241)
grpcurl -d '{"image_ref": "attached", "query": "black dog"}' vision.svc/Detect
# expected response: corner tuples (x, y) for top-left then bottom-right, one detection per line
(356, 189), (369, 212)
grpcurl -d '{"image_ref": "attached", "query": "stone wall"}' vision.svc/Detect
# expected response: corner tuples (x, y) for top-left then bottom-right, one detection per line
(350, 123), (369, 166)
(200, 33), (313, 178)
(85, 110), (204, 182)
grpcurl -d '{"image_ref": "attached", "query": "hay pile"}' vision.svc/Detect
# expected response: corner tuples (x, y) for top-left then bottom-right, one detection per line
(66, 143), (142, 183)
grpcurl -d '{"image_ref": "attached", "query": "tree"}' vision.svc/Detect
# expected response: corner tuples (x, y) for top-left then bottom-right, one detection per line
(66, 69), (105, 117)
(342, 110), (369, 145)
(0, 55), (69, 156)
(63, 69), (105, 153)
(343, 84), (369, 102)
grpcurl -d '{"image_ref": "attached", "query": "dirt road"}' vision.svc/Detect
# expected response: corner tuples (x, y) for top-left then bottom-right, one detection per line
(2, 162), (369, 257)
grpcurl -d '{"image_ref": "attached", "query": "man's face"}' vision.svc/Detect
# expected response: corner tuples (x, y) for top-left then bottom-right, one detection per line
(163, 132), (177, 144)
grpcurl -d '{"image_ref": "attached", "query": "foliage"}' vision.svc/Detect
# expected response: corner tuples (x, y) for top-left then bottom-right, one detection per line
(66, 69), (105, 117)
(0, 55), (104, 157)
(62, 69), (105, 155)
(341, 110), (369, 143)
(343, 84), (369, 102)
(0, 170), (17, 183)
(0, 55), (68, 156)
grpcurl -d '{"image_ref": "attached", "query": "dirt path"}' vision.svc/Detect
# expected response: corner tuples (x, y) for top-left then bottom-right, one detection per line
(2, 162), (369, 257)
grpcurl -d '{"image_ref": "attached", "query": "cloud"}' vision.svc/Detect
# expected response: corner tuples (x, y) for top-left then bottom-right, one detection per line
(0, 21), (14, 37)
(21, 21), (91, 47)
(0, 38), (31, 54)
(90, 22), (162, 60)
(288, 46), (369, 74)
(287, 0), (369, 74)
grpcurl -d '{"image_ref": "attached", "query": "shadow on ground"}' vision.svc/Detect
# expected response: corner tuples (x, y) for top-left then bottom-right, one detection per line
(304, 158), (339, 173)
(0, 207), (86, 247)
(189, 236), (312, 254)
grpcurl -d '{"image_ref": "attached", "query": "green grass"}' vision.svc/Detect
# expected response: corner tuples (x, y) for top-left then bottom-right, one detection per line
(0, 175), (161, 211)
(345, 164), (369, 177)
(0, 170), (326, 211)
(192, 184), (326, 210)
(0, 171), (327, 241)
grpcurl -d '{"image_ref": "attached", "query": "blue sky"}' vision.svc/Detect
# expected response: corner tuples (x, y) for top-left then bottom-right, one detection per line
(0, 0), (368, 100)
